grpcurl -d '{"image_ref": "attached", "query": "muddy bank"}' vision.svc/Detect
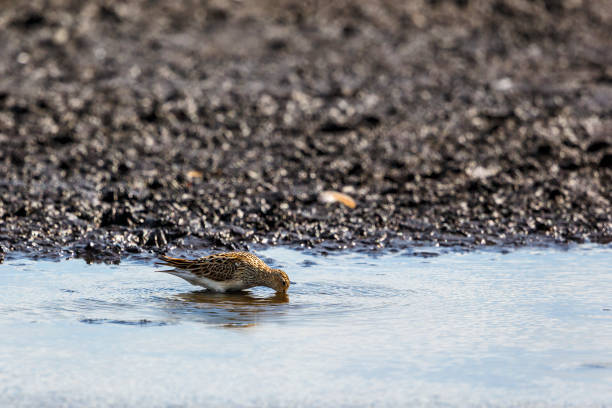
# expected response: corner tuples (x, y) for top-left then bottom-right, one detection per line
(0, 0), (611, 262)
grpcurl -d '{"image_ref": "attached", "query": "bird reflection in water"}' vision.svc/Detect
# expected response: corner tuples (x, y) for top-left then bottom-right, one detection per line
(168, 290), (289, 328)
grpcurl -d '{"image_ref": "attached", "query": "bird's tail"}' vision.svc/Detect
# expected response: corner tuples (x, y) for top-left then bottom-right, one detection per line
(155, 255), (196, 271)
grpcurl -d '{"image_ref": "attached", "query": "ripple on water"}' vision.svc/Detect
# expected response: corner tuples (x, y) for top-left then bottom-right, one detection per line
(1, 246), (612, 407)
(579, 362), (612, 370)
(151, 279), (415, 327)
(79, 318), (169, 326)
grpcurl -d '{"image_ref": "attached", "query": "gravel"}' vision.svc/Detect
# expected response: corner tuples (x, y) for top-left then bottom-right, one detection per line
(0, 0), (611, 262)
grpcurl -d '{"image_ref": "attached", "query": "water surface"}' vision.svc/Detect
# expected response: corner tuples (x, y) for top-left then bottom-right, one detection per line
(1, 245), (611, 407)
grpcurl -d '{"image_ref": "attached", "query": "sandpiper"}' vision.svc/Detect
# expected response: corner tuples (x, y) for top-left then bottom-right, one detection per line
(156, 252), (290, 293)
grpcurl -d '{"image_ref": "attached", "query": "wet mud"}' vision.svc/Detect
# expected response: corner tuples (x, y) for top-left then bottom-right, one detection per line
(0, 0), (611, 262)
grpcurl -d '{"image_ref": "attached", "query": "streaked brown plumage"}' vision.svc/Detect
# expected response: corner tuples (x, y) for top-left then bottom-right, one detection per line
(156, 252), (290, 293)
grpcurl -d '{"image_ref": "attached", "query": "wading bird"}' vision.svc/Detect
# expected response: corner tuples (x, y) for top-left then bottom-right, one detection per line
(157, 252), (290, 293)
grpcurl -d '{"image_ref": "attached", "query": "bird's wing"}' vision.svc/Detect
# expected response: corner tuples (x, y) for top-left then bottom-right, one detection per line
(222, 252), (269, 269)
(157, 255), (237, 282)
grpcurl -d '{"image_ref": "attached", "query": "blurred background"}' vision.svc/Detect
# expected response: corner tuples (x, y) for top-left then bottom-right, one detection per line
(0, 0), (611, 260)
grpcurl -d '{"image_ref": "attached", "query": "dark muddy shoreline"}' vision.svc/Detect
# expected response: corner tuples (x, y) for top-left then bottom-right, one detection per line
(1, 0), (611, 262)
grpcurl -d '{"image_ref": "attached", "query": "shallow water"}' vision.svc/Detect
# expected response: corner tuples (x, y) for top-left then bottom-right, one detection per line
(1, 245), (611, 407)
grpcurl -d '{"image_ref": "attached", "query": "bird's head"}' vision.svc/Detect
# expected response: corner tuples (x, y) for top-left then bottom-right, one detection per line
(270, 269), (291, 293)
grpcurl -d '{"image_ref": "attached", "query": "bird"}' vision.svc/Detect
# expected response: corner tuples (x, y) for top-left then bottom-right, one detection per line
(156, 251), (291, 293)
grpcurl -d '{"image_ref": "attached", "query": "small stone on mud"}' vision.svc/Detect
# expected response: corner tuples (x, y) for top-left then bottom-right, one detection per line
(318, 191), (357, 209)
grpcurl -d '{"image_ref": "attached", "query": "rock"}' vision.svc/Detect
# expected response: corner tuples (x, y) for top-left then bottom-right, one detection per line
(100, 207), (136, 227)
(599, 153), (612, 169)
(318, 191), (357, 209)
(145, 230), (167, 248)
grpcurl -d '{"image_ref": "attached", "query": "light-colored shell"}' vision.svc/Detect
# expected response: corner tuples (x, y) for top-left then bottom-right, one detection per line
(318, 190), (357, 208)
